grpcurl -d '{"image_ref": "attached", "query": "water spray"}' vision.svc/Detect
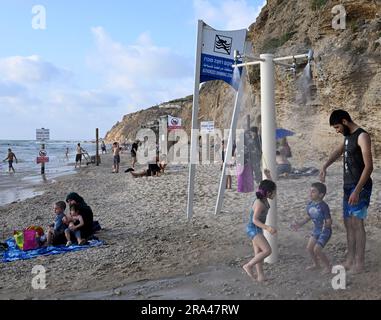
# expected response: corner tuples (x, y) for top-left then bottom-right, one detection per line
(308, 49), (314, 63)
(233, 49), (241, 64)
(221, 48), (315, 264)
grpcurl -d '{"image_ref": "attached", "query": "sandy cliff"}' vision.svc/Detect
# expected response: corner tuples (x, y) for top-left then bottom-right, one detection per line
(105, 0), (381, 164)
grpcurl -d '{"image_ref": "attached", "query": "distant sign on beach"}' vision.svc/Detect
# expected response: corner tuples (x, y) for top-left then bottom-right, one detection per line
(36, 128), (50, 141)
(36, 156), (49, 164)
(200, 121), (215, 134)
(168, 116), (182, 129)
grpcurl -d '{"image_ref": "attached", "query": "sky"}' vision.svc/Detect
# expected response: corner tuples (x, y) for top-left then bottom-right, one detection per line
(0, 0), (266, 140)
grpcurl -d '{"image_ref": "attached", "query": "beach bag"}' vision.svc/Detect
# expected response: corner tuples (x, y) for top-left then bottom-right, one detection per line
(23, 229), (39, 251)
(25, 225), (44, 237)
(13, 226), (44, 251)
(13, 231), (24, 250)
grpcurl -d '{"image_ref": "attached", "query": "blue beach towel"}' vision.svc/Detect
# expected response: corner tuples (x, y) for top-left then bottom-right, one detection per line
(1, 238), (103, 263)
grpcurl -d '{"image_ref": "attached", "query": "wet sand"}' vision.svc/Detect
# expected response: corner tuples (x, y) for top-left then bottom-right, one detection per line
(0, 165), (76, 206)
(0, 153), (380, 300)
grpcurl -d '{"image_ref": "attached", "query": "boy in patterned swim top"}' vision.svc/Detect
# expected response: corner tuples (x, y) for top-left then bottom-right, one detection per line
(292, 182), (332, 275)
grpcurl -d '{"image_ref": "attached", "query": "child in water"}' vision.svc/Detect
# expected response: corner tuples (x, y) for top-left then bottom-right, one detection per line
(243, 169), (277, 282)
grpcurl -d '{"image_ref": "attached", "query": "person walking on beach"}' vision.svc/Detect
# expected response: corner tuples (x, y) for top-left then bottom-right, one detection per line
(243, 169), (277, 282)
(101, 141), (107, 154)
(131, 140), (139, 168)
(65, 147), (69, 159)
(112, 142), (121, 173)
(220, 140), (237, 190)
(3, 148), (18, 173)
(291, 182), (332, 274)
(320, 110), (373, 274)
(75, 143), (84, 168)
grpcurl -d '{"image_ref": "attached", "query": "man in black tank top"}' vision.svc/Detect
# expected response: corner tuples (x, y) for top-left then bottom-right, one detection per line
(320, 110), (373, 274)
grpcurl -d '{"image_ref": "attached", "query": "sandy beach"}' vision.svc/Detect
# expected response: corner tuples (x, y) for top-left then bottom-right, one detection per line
(0, 153), (380, 300)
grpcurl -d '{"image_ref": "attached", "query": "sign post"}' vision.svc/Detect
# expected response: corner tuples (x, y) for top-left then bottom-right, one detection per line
(40, 145), (46, 174)
(96, 128), (100, 166)
(36, 128), (50, 175)
(200, 121), (215, 164)
(187, 20), (247, 220)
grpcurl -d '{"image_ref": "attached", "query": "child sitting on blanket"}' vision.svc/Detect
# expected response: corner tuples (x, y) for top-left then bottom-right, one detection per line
(64, 203), (87, 246)
(46, 201), (68, 246)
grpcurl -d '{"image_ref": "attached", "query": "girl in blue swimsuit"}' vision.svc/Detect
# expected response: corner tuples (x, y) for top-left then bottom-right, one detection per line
(243, 169), (277, 282)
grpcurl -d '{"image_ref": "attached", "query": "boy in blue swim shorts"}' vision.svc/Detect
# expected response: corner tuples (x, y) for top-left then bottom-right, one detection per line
(292, 182), (332, 274)
(343, 180), (372, 220)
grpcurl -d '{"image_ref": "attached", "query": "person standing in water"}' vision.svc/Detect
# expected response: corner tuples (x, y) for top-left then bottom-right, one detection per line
(3, 148), (18, 173)
(75, 143), (84, 168)
(101, 141), (107, 154)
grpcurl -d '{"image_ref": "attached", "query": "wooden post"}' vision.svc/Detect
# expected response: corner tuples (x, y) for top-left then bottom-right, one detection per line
(96, 128), (100, 166)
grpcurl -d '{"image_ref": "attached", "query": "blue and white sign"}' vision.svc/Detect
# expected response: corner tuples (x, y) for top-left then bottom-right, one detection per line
(200, 121), (215, 134)
(200, 23), (247, 90)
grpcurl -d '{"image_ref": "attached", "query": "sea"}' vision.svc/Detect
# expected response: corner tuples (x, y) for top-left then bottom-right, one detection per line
(0, 140), (99, 206)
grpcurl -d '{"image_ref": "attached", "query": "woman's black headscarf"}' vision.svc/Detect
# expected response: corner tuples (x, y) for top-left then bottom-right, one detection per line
(66, 192), (86, 205)
(65, 192), (94, 238)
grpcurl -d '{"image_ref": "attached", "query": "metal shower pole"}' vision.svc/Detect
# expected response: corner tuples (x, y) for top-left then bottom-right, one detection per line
(260, 54), (278, 263)
(187, 20), (204, 220)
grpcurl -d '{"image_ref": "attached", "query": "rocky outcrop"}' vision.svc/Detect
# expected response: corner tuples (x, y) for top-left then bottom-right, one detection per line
(247, 0), (381, 164)
(105, 0), (381, 164)
(105, 96), (192, 142)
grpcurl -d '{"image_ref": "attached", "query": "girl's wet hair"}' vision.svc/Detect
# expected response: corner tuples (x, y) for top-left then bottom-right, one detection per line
(256, 179), (277, 199)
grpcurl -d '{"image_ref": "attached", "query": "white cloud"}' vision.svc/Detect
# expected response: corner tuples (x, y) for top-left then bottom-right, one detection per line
(193, 0), (266, 30)
(0, 27), (195, 140)
(88, 27), (194, 107)
(0, 81), (27, 97)
(0, 54), (121, 140)
(50, 90), (121, 110)
(0, 55), (71, 84)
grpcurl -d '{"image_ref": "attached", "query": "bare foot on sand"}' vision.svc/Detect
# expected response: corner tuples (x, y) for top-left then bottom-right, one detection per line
(243, 264), (256, 281)
(342, 261), (354, 270)
(257, 275), (266, 283)
(321, 267), (332, 275)
(306, 264), (321, 271)
(348, 265), (364, 275)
